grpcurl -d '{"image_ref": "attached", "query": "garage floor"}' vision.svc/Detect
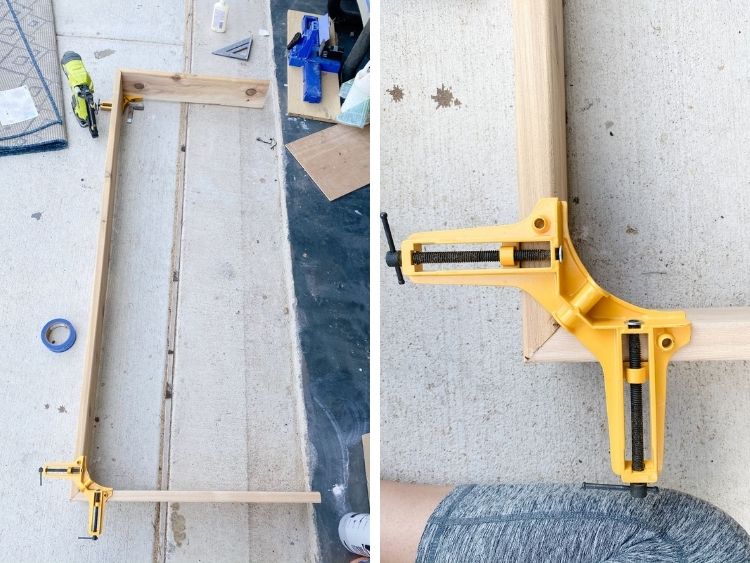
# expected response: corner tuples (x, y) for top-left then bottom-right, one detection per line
(381, 0), (750, 531)
(0, 1), (367, 561)
(271, 1), (370, 561)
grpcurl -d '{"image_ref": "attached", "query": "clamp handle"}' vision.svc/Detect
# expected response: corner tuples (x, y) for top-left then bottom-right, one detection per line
(287, 31), (302, 50)
(380, 212), (404, 285)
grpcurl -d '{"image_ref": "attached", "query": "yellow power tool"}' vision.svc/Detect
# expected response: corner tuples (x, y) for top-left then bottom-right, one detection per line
(382, 198), (691, 498)
(61, 51), (98, 138)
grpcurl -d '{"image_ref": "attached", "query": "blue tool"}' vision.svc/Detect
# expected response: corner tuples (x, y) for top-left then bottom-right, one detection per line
(287, 15), (342, 103)
(41, 318), (77, 353)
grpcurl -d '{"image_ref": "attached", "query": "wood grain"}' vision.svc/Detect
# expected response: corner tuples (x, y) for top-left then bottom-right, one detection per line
(74, 70), (125, 485)
(121, 70), (268, 108)
(286, 124), (369, 200)
(531, 307), (750, 362)
(512, 3), (748, 365)
(286, 10), (341, 123)
(362, 433), (370, 501)
(512, 0), (568, 359)
(73, 490), (321, 503)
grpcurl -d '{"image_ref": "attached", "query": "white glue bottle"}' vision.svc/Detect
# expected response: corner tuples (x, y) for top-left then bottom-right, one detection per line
(211, 0), (228, 33)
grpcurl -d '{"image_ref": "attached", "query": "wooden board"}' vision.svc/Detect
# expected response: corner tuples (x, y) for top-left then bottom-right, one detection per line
(286, 124), (369, 200)
(63, 68), (318, 507)
(286, 10), (341, 123)
(532, 307), (750, 363)
(72, 69), (124, 499)
(513, 2), (750, 364)
(362, 433), (370, 501)
(121, 70), (268, 108)
(73, 490), (321, 503)
(512, 0), (568, 360)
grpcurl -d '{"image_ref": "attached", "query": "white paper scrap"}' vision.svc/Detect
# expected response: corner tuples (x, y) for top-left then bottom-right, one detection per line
(0, 85), (39, 126)
(318, 14), (330, 44)
(258, 28), (270, 36)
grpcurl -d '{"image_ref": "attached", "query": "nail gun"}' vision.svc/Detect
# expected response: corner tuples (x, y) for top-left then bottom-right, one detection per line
(61, 51), (98, 138)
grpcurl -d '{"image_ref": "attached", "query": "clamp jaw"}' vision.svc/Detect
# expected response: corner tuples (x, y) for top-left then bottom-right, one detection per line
(39, 456), (112, 539)
(383, 198), (691, 493)
(99, 95), (144, 124)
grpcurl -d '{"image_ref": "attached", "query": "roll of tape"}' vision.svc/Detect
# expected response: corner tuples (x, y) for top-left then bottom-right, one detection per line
(41, 318), (77, 353)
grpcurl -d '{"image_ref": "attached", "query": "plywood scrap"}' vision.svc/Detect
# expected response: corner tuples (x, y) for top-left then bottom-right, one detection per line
(362, 433), (370, 502)
(286, 125), (369, 201)
(286, 10), (340, 123)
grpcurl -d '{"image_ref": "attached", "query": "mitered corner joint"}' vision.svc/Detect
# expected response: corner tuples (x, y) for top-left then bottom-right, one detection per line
(39, 456), (113, 540)
(381, 198), (692, 496)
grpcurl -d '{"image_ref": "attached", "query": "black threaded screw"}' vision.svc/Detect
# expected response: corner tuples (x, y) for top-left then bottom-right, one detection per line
(627, 320), (645, 473)
(410, 248), (551, 265)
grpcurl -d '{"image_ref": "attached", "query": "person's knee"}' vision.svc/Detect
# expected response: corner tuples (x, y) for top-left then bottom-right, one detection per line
(641, 490), (750, 561)
(381, 481), (454, 563)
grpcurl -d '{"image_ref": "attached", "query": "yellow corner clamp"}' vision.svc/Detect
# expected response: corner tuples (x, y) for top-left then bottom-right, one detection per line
(384, 198), (691, 489)
(99, 94), (144, 114)
(40, 456), (112, 539)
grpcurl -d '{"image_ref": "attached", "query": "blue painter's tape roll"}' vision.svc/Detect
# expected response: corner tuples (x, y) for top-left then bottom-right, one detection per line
(41, 318), (77, 353)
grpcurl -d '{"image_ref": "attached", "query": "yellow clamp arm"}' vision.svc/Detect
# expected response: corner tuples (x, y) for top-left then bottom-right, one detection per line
(389, 198), (691, 487)
(99, 95), (144, 114)
(40, 456), (113, 539)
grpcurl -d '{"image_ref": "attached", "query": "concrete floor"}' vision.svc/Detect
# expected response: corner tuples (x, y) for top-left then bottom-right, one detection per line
(381, 0), (750, 531)
(1, 1), (317, 560)
(270, 2), (371, 561)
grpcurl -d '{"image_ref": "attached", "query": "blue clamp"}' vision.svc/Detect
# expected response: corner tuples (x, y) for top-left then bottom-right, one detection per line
(288, 15), (342, 103)
(41, 318), (77, 353)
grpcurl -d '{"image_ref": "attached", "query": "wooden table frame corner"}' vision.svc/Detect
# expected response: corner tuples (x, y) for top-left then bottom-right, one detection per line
(513, 1), (750, 364)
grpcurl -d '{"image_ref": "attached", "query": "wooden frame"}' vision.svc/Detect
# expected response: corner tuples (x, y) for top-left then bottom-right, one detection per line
(513, 1), (750, 363)
(70, 69), (320, 505)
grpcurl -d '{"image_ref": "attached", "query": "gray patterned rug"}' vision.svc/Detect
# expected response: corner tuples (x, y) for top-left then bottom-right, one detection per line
(0, 0), (66, 156)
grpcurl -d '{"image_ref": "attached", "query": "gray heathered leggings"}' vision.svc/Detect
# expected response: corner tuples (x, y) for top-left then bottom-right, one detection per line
(416, 484), (750, 563)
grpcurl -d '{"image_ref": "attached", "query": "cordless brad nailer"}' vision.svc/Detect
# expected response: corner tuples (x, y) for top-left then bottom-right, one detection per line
(61, 51), (98, 138)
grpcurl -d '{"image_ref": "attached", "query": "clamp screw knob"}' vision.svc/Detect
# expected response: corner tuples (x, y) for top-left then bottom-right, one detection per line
(381, 213), (405, 285)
